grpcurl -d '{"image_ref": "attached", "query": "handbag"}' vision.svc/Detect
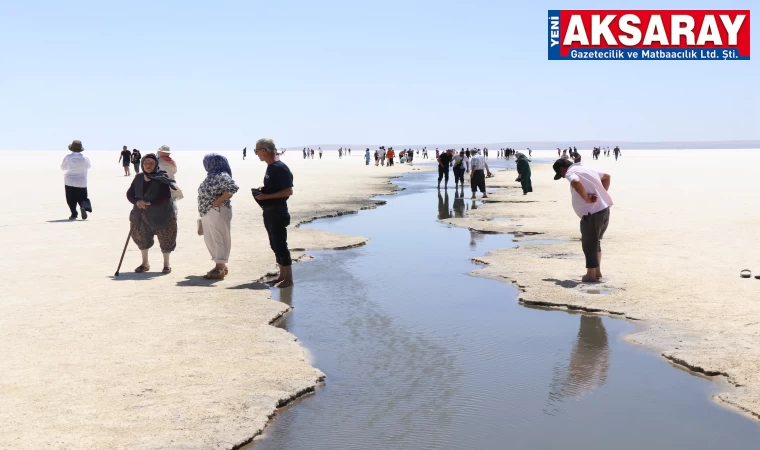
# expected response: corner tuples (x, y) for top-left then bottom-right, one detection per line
(197, 218), (203, 236)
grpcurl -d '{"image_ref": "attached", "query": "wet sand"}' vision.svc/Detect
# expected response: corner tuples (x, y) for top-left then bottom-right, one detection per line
(445, 149), (760, 421)
(0, 150), (419, 449)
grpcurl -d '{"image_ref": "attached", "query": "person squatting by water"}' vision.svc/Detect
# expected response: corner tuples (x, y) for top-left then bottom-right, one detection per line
(61, 139), (92, 220)
(198, 153), (239, 279)
(253, 138), (295, 288)
(127, 154), (178, 274)
(553, 158), (613, 283)
(469, 150), (492, 199)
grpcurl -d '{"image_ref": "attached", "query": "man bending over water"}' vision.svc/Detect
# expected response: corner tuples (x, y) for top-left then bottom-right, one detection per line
(553, 158), (613, 282)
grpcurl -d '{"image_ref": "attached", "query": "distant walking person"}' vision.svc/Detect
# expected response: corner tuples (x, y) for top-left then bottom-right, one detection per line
(131, 149), (142, 174)
(61, 140), (92, 220)
(387, 148), (395, 166)
(119, 145), (132, 176)
(243, 147), (247, 160)
(253, 138), (294, 288)
(515, 152), (532, 195)
(319, 148), (323, 159)
(469, 150), (492, 199)
(127, 154), (178, 274)
(552, 158), (613, 283)
(613, 146), (621, 160)
(365, 148), (371, 165)
(198, 154), (239, 279)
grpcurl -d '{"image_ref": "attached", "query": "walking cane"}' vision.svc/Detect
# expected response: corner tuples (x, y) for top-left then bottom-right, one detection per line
(115, 210), (140, 276)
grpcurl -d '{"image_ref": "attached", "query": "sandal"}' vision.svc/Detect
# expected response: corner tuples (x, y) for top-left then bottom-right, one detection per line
(203, 268), (226, 280)
(135, 265), (150, 273)
(740, 269), (751, 278)
(162, 267), (172, 274)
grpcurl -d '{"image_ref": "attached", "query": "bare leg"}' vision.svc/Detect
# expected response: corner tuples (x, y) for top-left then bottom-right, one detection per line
(596, 252), (602, 280)
(276, 265), (294, 288)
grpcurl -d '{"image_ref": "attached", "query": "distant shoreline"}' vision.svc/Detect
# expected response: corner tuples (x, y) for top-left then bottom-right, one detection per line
(5, 144), (760, 152)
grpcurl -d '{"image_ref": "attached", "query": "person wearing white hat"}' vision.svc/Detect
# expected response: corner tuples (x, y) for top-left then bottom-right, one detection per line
(156, 145), (184, 202)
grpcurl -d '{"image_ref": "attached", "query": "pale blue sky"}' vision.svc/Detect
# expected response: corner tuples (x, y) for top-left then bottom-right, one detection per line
(0, 0), (756, 150)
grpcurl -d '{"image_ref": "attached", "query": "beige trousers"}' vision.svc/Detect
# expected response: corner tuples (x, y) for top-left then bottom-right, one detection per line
(201, 206), (232, 264)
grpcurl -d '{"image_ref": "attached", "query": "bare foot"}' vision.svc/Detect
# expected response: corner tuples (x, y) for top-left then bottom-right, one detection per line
(276, 279), (294, 288)
(578, 274), (601, 282)
(482, 194), (488, 198)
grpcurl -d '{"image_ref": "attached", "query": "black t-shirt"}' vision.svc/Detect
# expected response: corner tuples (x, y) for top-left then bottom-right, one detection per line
(258, 160), (294, 208)
(438, 152), (452, 168)
(121, 150), (131, 161)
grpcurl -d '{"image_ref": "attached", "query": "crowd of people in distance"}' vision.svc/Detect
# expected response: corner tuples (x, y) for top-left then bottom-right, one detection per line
(591, 146), (621, 160)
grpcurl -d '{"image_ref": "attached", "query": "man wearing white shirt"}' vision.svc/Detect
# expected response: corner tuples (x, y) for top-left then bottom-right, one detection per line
(553, 158), (612, 282)
(61, 140), (92, 220)
(469, 150), (491, 199)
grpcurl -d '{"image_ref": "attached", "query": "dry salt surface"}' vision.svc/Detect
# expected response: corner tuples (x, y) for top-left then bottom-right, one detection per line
(0, 150), (420, 449)
(444, 149), (760, 422)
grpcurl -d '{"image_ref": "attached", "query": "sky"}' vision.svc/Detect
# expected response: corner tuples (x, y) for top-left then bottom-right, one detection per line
(0, 0), (756, 150)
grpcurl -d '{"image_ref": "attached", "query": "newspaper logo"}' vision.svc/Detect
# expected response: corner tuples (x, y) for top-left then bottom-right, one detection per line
(548, 10), (750, 60)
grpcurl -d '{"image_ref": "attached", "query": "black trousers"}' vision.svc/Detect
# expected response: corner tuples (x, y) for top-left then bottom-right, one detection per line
(453, 167), (465, 185)
(438, 166), (450, 183)
(133, 162), (140, 173)
(263, 206), (292, 266)
(64, 185), (91, 215)
(580, 208), (610, 268)
(471, 170), (486, 193)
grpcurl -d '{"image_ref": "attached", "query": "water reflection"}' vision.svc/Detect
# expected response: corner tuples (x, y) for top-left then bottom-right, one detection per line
(545, 315), (610, 415)
(437, 190), (451, 220)
(452, 188), (466, 218)
(469, 230), (485, 249)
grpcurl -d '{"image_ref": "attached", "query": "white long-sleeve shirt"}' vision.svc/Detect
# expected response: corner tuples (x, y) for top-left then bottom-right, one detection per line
(61, 153), (91, 188)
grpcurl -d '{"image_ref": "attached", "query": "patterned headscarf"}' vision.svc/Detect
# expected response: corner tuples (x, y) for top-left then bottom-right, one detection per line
(141, 154), (177, 189)
(203, 153), (232, 177)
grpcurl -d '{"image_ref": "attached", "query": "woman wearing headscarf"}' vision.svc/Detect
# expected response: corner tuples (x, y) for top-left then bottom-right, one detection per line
(61, 140), (92, 220)
(515, 152), (533, 195)
(198, 154), (239, 279)
(156, 145), (184, 202)
(126, 154), (178, 274)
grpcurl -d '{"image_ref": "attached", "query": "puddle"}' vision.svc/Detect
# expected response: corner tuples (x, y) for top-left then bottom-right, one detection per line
(249, 161), (760, 450)
(582, 288), (614, 295)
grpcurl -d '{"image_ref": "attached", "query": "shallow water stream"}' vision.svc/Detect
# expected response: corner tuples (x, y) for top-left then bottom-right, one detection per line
(249, 161), (760, 450)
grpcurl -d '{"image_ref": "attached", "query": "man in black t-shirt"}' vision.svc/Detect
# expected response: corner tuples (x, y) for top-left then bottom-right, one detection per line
(437, 149), (453, 189)
(253, 138), (295, 288)
(118, 146), (132, 176)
